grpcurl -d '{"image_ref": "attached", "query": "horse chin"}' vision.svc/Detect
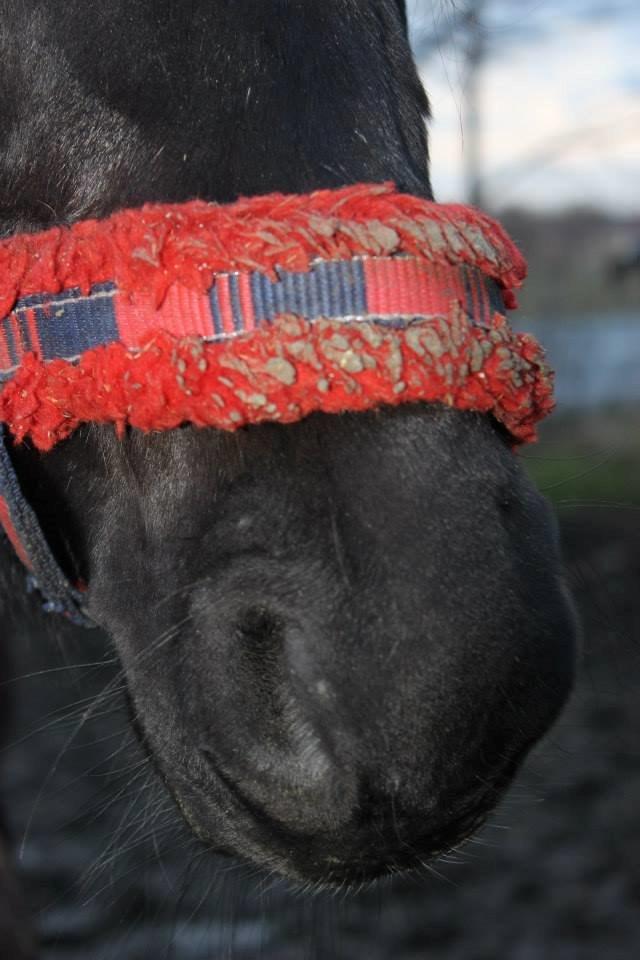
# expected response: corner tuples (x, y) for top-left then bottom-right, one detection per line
(119, 630), (572, 888)
(138, 733), (526, 889)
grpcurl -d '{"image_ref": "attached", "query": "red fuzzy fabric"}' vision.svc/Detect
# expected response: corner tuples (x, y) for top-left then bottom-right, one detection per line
(0, 182), (525, 316)
(0, 183), (549, 450)
(1, 312), (552, 451)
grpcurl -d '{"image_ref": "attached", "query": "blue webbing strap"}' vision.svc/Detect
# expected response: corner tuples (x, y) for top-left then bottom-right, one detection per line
(0, 425), (94, 627)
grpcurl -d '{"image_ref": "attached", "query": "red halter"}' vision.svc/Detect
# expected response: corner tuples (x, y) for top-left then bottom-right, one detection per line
(0, 183), (553, 627)
(0, 182), (552, 451)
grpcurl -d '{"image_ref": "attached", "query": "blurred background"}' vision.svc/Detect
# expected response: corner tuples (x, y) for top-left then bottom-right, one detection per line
(410, 0), (640, 499)
(3, 2), (640, 958)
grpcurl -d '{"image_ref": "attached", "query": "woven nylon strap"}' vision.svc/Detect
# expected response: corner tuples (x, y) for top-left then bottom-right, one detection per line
(0, 425), (92, 625)
(0, 257), (505, 381)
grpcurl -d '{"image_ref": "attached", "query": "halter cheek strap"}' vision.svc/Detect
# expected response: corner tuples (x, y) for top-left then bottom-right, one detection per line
(0, 183), (554, 626)
(0, 426), (93, 626)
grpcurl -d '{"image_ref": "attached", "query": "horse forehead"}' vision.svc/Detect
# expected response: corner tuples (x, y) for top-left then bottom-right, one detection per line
(1, 0), (429, 231)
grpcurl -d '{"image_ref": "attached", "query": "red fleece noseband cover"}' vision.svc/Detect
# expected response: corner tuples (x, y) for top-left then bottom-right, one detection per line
(0, 183), (552, 449)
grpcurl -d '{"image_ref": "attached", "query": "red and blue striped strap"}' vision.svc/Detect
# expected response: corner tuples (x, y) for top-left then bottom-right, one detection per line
(0, 256), (505, 379)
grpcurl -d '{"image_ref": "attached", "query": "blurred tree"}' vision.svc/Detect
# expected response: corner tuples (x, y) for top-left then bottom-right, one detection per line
(460, 1), (485, 207)
(409, 0), (639, 206)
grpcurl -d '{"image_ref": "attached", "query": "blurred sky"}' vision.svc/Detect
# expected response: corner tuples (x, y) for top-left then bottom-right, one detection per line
(407, 0), (640, 213)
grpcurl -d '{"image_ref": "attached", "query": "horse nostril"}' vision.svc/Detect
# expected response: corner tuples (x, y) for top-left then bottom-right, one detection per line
(234, 606), (286, 657)
(191, 599), (362, 834)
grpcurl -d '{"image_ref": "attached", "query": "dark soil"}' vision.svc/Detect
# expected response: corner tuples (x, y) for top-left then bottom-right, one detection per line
(2, 506), (639, 959)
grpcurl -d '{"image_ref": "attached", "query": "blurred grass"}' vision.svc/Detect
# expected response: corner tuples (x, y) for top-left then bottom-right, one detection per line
(525, 453), (639, 507)
(521, 410), (640, 508)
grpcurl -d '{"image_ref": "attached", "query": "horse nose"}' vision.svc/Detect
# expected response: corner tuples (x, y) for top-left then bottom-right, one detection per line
(190, 600), (358, 835)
